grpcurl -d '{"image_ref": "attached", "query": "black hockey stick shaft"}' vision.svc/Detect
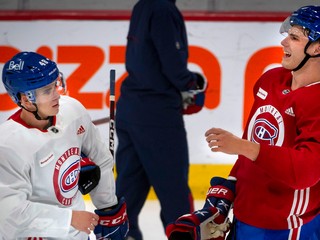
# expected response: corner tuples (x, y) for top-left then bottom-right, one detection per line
(109, 69), (116, 157)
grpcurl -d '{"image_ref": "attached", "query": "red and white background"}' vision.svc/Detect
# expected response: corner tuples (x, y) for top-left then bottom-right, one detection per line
(0, 11), (288, 198)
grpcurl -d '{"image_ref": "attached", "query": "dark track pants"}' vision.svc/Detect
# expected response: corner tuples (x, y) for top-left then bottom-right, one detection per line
(115, 119), (194, 240)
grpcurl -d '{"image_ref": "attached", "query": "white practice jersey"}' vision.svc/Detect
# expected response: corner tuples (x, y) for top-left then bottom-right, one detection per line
(0, 96), (117, 240)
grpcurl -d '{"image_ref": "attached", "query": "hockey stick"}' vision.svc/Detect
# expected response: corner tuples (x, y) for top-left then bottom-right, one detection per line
(109, 69), (116, 157)
(92, 116), (110, 125)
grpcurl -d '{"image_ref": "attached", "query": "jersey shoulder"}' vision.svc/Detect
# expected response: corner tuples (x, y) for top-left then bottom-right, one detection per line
(59, 95), (88, 118)
(260, 67), (292, 83)
(254, 67), (292, 90)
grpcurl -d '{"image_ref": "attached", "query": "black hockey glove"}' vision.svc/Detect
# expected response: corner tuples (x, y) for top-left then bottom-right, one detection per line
(78, 153), (101, 195)
(193, 72), (207, 92)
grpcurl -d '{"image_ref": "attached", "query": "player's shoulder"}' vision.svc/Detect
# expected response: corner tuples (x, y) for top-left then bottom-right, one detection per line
(0, 119), (16, 137)
(59, 95), (87, 115)
(0, 118), (27, 149)
(263, 67), (291, 78)
(258, 67), (292, 86)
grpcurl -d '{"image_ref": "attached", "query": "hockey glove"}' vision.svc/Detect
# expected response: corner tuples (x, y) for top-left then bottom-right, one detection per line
(78, 153), (101, 195)
(181, 91), (206, 115)
(201, 177), (236, 239)
(166, 207), (225, 240)
(204, 177), (235, 216)
(193, 72), (207, 92)
(182, 73), (207, 115)
(94, 197), (129, 240)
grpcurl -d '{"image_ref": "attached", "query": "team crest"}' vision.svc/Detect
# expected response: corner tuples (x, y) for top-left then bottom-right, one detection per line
(247, 105), (284, 146)
(53, 147), (80, 206)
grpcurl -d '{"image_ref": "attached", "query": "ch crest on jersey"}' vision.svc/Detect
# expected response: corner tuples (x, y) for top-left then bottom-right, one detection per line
(251, 119), (278, 145)
(53, 147), (80, 206)
(247, 105), (284, 146)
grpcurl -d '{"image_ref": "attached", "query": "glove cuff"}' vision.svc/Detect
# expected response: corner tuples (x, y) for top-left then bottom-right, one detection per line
(95, 197), (128, 227)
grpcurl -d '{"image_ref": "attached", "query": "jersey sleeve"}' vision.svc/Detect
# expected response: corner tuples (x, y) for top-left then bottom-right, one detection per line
(0, 147), (72, 238)
(73, 99), (118, 209)
(254, 108), (320, 189)
(150, 4), (197, 91)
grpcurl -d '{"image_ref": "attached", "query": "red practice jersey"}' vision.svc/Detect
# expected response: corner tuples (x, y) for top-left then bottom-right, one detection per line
(230, 67), (320, 230)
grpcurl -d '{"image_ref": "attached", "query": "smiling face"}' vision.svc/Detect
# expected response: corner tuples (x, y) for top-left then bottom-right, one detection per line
(280, 25), (310, 70)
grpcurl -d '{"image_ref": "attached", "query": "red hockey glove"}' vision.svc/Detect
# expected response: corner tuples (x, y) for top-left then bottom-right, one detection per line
(182, 73), (207, 115)
(94, 197), (129, 240)
(166, 207), (226, 240)
(78, 153), (101, 195)
(181, 91), (206, 115)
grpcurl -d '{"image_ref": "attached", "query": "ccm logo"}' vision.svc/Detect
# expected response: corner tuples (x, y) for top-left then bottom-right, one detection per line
(99, 211), (127, 226)
(207, 187), (228, 196)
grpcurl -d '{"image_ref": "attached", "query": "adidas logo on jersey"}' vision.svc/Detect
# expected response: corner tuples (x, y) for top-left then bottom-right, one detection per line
(77, 125), (85, 135)
(285, 107), (295, 117)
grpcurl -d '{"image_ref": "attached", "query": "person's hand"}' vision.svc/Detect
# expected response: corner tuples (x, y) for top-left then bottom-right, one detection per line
(205, 128), (242, 155)
(71, 210), (99, 234)
(205, 127), (260, 161)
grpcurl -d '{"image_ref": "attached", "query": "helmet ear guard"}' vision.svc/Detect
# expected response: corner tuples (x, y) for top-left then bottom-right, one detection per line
(2, 51), (64, 104)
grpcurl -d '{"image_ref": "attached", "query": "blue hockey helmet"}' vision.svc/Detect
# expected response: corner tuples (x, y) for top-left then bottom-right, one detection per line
(280, 5), (320, 42)
(2, 51), (61, 104)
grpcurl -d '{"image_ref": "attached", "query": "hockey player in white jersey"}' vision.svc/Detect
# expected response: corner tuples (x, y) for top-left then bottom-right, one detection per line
(0, 52), (128, 240)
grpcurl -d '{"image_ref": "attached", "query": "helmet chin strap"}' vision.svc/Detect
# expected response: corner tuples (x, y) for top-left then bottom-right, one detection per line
(292, 41), (320, 71)
(18, 102), (51, 121)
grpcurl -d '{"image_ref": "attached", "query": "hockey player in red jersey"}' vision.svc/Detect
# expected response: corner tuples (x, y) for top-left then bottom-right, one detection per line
(205, 5), (320, 240)
(0, 52), (128, 239)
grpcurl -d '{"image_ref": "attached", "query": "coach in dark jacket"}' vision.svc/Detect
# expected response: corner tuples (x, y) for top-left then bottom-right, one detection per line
(115, 0), (205, 239)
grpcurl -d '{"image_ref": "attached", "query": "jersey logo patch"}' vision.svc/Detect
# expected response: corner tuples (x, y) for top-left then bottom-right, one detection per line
(257, 87), (268, 100)
(53, 147), (80, 206)
(247, 104), (284, 146)
(60, 160), (80, 193)
(285, 107), (295, 117)
(251, 119), (278, 145)
(39, 152), (54, 167)
(77, 125), (85, 135)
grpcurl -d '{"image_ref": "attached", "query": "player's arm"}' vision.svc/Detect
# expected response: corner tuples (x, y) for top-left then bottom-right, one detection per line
(150, 5), (205, 92)
(205, 127), (260, 161)
(0, 150), (74, 238)
(77, 107), (117, 207)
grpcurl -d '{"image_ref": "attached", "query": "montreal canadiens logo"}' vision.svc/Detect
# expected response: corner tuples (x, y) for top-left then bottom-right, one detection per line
(60, 161), (80, 192)
(53, 147), (80, 206)
(247, 105), (284, 146)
